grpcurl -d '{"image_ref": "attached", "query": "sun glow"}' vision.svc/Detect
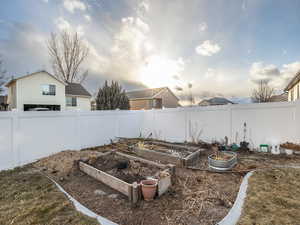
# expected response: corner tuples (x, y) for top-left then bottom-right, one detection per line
(138, 55), (184, 88)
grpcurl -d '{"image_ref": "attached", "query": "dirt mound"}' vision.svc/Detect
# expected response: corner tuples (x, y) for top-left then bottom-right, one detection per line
(91, 153), (161, 183)
(34, 150), (105, 177)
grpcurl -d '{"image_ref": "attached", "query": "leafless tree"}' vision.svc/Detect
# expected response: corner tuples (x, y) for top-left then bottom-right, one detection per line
(0, 56), (7, 94)
(175, 83), (195, 106)
(251, 80), (275, 103)
(47, 31), (89, 83)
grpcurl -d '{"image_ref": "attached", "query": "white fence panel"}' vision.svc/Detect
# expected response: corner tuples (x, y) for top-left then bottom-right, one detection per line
(118, 111), (143, 138)
(139, 110), (155, 138)
(186, 106), (230, 143)
(153, 108), (186, 142)
(18, 112), (78, 165)
(231, 102), (297, 148)
(1, 100), (300, 171)
(79, 111), (118, 149)
(0, 113), (13, 170)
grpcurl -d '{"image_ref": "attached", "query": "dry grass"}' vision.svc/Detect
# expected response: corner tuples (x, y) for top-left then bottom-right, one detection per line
(238, 168), (300, 225)
(0, 165), (98, 225)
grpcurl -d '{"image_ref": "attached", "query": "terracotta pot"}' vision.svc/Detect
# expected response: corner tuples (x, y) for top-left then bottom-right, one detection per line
(141, 179), (157, 201)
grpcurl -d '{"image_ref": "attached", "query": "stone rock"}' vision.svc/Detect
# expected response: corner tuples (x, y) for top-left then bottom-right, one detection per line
(108, 194), (118, 199)
(94, 189), (107, 196)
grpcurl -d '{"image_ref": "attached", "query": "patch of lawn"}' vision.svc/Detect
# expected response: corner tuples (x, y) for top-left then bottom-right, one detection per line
(238, 168), (300, 225)
(0, 166), (99, 225)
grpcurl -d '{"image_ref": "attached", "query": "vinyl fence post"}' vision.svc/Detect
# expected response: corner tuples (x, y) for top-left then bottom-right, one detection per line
(295, 100), (300, 142)
(184, 107), (188, 142)
(11, 109), (20, 167)
(76, 109), (81, 150)
(115, 109), (120, 138)
(229, 104), (233, 144)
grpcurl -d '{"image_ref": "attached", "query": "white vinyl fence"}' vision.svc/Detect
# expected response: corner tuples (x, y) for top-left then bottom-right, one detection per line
(1, 100), (300, 171)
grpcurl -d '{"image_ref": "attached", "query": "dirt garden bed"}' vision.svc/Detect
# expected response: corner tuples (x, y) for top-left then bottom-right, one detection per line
(79, 151), (174, 203)
(90, 152), (165, 184)
(33, 139), (300, 225)
(126, 139), (203, 167)
(34, 144), (242, 225)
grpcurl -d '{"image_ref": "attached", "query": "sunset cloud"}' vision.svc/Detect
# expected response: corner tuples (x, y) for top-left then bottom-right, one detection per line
(1, 0), (300, 99)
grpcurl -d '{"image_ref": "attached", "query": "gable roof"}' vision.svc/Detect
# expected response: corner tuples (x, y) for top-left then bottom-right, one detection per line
(5, 70), (66, 87)
(65, 82), (91, 97)
(126, 87), (167, 99)
(269, 93), (288, 102)
(199, 97), (234, 105)
(284, 71), (300, 91)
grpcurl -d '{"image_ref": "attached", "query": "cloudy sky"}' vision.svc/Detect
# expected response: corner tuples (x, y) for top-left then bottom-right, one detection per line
(1, 0), (300, 103)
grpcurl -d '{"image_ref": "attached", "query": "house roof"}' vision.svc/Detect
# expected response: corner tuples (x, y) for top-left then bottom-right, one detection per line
(126, 87), (166, 99)
(5, 71), (91, 97)
(199, 97), (234, 106)
(65, 82), (91, 97)
(269, 93), (288, 102)
(126, 87), (177, 100)
(284, 71), (300, 91)
(5, 70), (66, 87)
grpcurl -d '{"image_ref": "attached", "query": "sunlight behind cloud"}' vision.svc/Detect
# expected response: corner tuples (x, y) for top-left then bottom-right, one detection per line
(138, 55), (184, 88)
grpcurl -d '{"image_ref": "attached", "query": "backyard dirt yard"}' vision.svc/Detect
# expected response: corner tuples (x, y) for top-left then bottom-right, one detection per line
(0, 165), (98, 225)
(33, 139), (300, 225)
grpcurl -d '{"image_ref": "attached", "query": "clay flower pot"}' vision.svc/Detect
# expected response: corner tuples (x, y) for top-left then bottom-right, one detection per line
(141, 179), (157, 201)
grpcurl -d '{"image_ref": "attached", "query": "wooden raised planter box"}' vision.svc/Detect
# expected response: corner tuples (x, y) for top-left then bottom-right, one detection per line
(133, 141), (204, 167)
(79, 151), (175, 204)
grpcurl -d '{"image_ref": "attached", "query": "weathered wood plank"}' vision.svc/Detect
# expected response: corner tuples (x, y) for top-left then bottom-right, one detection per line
(183, 150), (201, 167)
(79, 162), (132, 197)
(132, 147), (182, 166)
(131, 182), (140, 205)
(147, 141), (199, 152)
(116, 151), (169, 169)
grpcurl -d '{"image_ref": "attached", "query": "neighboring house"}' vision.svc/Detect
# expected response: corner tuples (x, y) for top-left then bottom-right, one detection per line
(198, 97), (234, 106)
(284, 71), (300, 101)
(65, 82), (92, 110)
(0, 95), (8, 111)
(6, 71), (91, 111)
(269, 93), (288, 102)
(126, 87), (180, 110)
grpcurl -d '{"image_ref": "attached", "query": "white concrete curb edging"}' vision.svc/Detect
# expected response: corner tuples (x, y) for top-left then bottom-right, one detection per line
(51, 178), (118, 225)
(217, 171), (254, 225)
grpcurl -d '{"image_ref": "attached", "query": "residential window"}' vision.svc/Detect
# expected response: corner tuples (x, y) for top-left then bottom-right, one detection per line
(66, 97), (77, 107)
(153, 98), (162, 108)
(42, 84), (56, 96)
